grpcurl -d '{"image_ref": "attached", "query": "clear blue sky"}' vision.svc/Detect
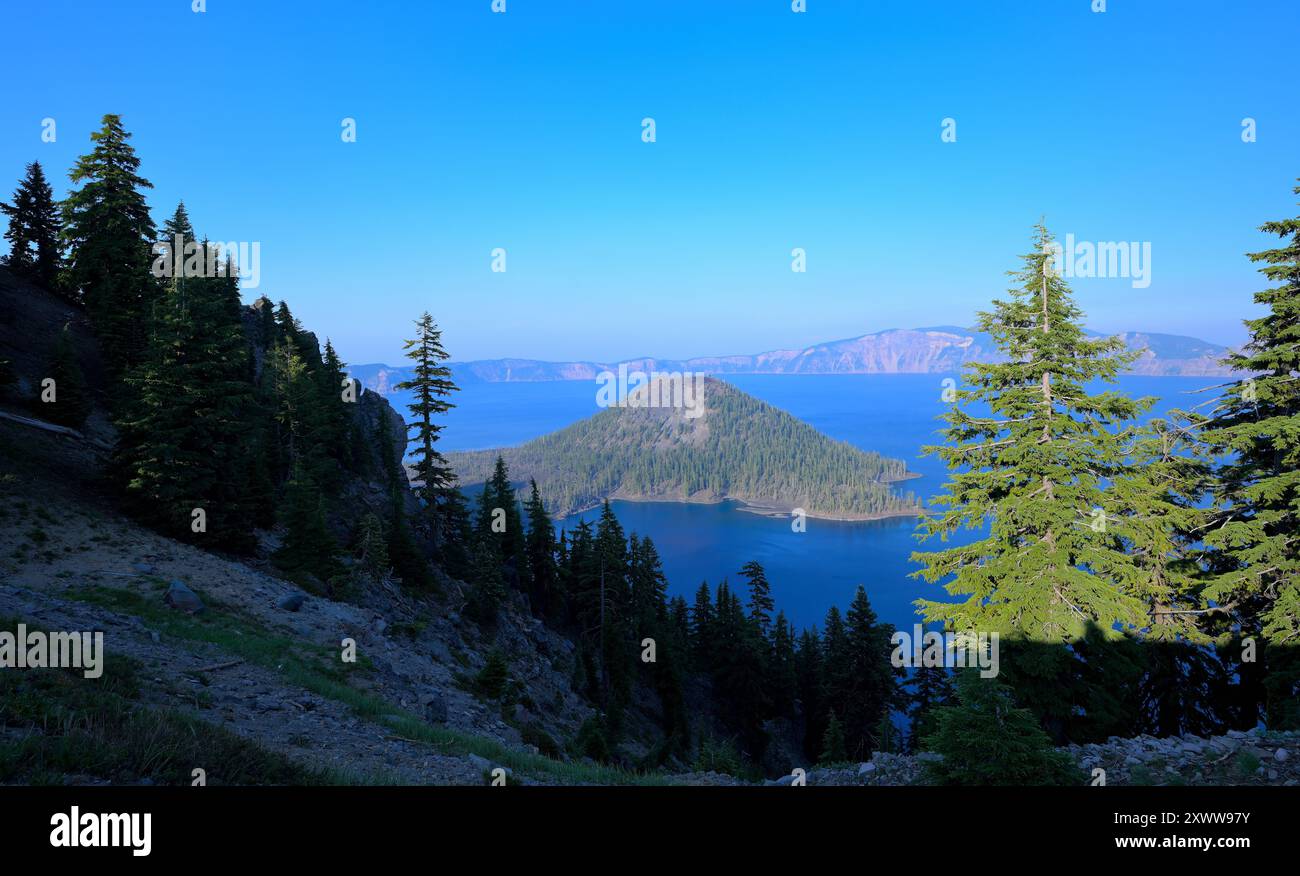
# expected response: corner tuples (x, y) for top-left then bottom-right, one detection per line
(2, 0), (1296, 364)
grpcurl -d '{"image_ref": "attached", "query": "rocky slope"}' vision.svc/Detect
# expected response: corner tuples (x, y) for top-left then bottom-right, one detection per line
(688, 729), (1300, 787)
(0, 268), (655, 786)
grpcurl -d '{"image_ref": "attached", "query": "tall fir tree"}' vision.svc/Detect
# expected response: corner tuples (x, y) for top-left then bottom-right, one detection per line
(394, 312), (459, 548)
(912, 225), (1152, 640)
(910, 225), (1166, 732)
(523, 478), (561, 618)
(1196, 182), (1300, 728)
(61, 115), (158, 379)
(2, 161), (62, 288)
(841, 585), (898, 758)
(114, 208), (256, 549)
(690, 581), (716, 669)
(739, 560), (774, 640)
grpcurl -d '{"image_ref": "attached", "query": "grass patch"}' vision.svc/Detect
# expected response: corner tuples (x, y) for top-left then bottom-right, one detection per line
(68, 581), (374, 694)
(61, 584), (669, 785)
(0, 622), (341, 786)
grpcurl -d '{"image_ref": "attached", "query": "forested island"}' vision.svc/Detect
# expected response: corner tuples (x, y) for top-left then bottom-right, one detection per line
(445, 377), (921, 520)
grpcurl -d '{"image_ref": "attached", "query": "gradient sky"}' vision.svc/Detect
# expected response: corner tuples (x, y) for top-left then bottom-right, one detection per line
(2, 0), (1297, 364)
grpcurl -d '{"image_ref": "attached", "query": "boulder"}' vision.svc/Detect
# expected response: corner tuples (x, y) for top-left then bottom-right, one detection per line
(278, 593), (306, 612)
(467, 753), (511, 779)
(163, 581), (204, 614)
(424, 692), (449, 724)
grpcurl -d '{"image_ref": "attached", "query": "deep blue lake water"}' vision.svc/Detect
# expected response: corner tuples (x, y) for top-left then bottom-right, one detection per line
(395, 374), (1215, 632)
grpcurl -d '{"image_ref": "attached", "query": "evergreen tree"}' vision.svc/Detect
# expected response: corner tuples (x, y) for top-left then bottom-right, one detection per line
(62, 115), (158, 378)
(394, 312), (458, 543)
(1196, 183), (1300, 729)
(921, 672), (1081, 786)
(373, 395), (431, 589)
(820, 605), (850, 716)
(690, 582), (715, 669)
(908, 664), (956, 751)
(739, 560), (774, 640)
(523, 478), (561, 618)
(794, 627), (825, 761)
(316, 339), (355, 474)
(467, 485), (507, 623)
(842, 586), (898, 758)
(912, 225), (1152, 641)
(910, 226), (1167, 732)
(487, 455), (526, 582)
(475, 649), (510, 699)
(630, 533), (669, 628)
(820, 710), (847, 763)
(114, 209), (256, 549)
(769, 611), (798, 718)
(357, 512), (390, 581)
(273, 467), (342, 589)
(2, 161), (62, 288)
(710, 580), (769, 757)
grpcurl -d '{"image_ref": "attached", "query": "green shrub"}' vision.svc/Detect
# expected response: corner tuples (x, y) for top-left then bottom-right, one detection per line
(474, 649), (510, 700)
(574, 716), (611, 763)
(692, 735), (743, 776)
(921, 672), (1083, 786)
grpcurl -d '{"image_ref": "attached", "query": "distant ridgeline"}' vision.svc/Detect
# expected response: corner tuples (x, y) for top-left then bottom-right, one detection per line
(350, 326), (1235, 388)
(445, 377), (920, 520)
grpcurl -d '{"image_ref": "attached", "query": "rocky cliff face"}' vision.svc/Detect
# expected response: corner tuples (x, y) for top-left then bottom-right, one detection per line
(0, 269), (619, 786)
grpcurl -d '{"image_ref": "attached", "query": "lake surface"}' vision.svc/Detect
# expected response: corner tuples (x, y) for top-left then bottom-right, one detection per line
(404, 373), (1217, 632)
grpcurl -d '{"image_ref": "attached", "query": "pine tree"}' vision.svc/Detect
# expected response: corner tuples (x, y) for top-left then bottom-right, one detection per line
(711, 580), (769, 757)
(486, 455), (526, 583)
(1, 161), (62, 288)
(630, 533), (668, 628)
(317, 339), (355, 473)
(357, 512), (390, 581)
(820, 710), (847, 764)
(523, 478), (560, 618)
(911, 226), (1157, 723)
(921, 672), (1082, 786)
(273, 467), (342, 589)
(394, 312), (458, 541)
(795, 627), (825, 760)
(908, 664), (956, 752)
(62, 115), (158, 378)
(739, 560), (774, 640)
(475, 649), (510, 699)
(842, 586), (898, 758)
(690, 582), (715, 669)
(113, 208), (256, 549)
(770, 611), (798, 718)
(467, 485), (507, 623)
(1196, 182), (1300, 728)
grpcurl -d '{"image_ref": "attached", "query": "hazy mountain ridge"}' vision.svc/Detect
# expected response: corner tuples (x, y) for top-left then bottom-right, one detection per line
(350, 327), (1236, 389)
(444, 377), (921, 520)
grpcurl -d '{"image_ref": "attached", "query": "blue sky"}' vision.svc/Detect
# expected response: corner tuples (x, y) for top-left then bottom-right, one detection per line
(2, 0), (1296, 364)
